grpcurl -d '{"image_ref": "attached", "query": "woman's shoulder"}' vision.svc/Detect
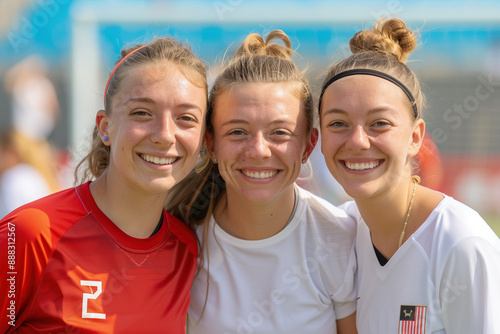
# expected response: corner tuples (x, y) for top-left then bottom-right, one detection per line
(0, 184), (89, 243)
(422, 193), (499, 253)
(295, 185), (357, 234)
(295, 185), (350, 218)
(164, 211), (198, 258)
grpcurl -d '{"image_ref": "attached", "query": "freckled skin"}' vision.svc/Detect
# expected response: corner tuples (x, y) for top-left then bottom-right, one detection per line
(97, 63), (207, 198)
(207, 82), (312, 205)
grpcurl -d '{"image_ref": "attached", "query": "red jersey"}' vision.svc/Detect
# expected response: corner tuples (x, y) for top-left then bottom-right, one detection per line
(1, 182), (197, 333)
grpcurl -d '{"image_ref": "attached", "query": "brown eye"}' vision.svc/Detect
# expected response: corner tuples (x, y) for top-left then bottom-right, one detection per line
(329, 121), (347, 128)
(372, 121), (390, 127)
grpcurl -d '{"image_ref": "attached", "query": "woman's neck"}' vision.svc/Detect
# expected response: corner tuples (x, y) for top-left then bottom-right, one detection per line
(215, 186), (296, 240)
(89, 172), (167, 239)
(355, 179), (416, 258)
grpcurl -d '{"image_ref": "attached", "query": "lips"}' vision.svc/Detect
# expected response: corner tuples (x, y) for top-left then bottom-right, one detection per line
(241, 170), (279, 179)
(344, 160), (381, 171)
(140, 154), (178, 165)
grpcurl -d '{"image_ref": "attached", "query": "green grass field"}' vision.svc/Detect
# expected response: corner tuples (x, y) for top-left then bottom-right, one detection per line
(483, 215), (500, 237)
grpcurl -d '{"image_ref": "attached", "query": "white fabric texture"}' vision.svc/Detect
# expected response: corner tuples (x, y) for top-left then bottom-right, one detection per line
(188, 185), (357, 334)
(343, 196), (500, 334)
(0, 163), (50, 218)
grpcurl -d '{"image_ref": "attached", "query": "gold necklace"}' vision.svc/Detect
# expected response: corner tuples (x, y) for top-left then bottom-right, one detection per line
(398, 175), (421, 249)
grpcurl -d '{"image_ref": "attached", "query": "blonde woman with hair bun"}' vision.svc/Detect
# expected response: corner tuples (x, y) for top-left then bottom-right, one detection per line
(167, 30), (358, 334)
(318, 17), (500, 333)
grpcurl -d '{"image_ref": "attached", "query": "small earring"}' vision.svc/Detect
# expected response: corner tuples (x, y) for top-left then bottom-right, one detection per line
(200, 147), (205, 153)
(103, 136), (108, 141)
(213, 158), (218, 163)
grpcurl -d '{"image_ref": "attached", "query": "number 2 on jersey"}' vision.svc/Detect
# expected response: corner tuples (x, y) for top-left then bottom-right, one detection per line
(81, 280), (106, 319)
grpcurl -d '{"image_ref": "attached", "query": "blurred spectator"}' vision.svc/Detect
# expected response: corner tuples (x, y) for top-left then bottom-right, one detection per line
(414, 132), (444, 191)
(0, 128), (50, 218)
(4, 55), (63, 192)
(4, 55), (59, 141)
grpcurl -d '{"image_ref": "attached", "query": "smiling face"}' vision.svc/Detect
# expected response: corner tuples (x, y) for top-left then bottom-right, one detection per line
(96, 62), (206, 195)
(320, 75), (424, 200)
(207, 82), (316, 205)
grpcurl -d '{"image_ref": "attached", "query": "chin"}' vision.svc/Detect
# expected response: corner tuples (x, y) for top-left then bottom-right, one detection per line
(341, 184), (378, 200)
(142, 178), (176, 193)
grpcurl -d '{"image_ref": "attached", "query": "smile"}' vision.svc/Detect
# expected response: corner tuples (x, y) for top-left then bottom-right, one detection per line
(140, 154), (178, 165)
(241, 170), (279, 179)
(344, 160), (381, 171)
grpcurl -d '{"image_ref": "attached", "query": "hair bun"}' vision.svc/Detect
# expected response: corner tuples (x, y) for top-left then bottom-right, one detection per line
(236, 30), (294, 60)
(349, 18), (417, 62)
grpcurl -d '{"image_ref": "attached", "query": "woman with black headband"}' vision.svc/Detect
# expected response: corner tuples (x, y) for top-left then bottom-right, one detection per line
(0, 37), (207, 332)
(318, 17), (500, 333)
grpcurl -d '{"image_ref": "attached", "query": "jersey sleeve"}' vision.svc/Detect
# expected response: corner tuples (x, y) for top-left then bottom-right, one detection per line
(327, 211), (358, 320)
(438, 236), (500, 334)
(331, 200), (359, 319)
(0, 207), (55, 332)
(331, 239), (358, 320)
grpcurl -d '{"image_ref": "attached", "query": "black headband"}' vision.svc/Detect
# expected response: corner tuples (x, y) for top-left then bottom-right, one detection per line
(318, 68), (418, 118)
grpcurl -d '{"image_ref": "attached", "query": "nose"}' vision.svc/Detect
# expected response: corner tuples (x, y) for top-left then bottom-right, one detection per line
(151, 112), (175, 145)
(345, 125), (370, 151)
(245, 132), (272, 160)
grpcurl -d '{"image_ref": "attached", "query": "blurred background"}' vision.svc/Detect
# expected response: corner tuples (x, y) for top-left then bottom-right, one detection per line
(0, 0), (499, 235)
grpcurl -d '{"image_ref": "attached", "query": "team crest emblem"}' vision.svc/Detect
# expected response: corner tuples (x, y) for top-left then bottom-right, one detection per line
(398, 305), (427, 334)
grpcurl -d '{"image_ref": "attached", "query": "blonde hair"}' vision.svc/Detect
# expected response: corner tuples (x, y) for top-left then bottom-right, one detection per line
(319, 17), (424, 119)
(166, 29), (313, 232)
(74, 37), (207, 184)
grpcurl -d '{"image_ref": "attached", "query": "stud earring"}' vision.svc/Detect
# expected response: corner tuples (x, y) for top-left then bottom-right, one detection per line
(200, 147), (205, 153)
(103, 136), (108, 141)
(213, 158), (218, 163)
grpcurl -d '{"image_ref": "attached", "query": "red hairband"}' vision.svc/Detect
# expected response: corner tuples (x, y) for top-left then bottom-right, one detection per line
(103, 45), (147, 106)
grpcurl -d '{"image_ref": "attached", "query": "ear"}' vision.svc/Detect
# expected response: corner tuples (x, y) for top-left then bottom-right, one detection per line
(408, 118), (425, 157)
(204, 130), (216, 160)
(96, 110), (110, 146)
(302, 128), (319, 163)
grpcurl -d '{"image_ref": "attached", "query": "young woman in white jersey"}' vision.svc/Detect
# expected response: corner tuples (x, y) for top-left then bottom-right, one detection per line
(318, 17), (500, 333)
(166, 30), (358, 334)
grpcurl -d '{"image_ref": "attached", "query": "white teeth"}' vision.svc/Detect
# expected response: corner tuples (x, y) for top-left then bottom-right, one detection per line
(242, 170), (278, 179)
(141, 154), (176, 165)
(345, 161), (380, 170)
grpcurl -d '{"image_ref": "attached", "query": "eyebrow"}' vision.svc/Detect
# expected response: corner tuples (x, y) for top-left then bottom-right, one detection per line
(220, 119), (295, 127)
(124, 98), (203, 112)
(124, 97), (156, 105)
(322, 106), (399, 117)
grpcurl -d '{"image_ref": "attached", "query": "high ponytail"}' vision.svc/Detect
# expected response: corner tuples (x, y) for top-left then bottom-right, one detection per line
(350, 18), (417, 62)
(320, 17), (424, 119)
(236, 30), (294, 60)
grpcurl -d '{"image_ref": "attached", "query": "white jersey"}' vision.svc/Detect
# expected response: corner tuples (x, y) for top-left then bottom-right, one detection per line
(343, 196), (500, 334)
(187, 185), (357, 334)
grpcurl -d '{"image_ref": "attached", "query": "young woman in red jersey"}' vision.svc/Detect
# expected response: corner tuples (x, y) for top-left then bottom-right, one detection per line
(0, 37), (207, 333)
